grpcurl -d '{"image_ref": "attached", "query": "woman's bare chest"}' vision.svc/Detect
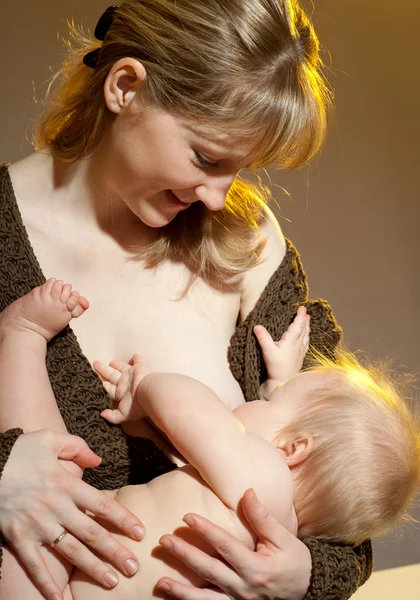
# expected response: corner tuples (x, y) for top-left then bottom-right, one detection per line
(24, 219), (245, 407)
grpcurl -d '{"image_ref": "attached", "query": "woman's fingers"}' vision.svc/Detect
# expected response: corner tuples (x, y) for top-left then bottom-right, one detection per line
(0, 430), (144, 598)
(69, 477), (145, 542)
(158, 493), (311, 600)
(241, 488), (293, 547)
(59, 507), (140, 577)
(50, 430), (102, 468)
(44, 529), (121, 590)
(157, 578), (230, 600)
(159, 531), (241, 591)
(12, 544), (64, 600)
(160, 514), (256, 584)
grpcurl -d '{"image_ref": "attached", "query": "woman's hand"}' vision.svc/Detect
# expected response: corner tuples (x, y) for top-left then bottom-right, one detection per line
(0, 429), (145, 600)
(156, 489), (312, 600)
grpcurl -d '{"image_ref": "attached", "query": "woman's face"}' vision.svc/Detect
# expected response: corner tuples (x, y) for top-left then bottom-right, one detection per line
(96, 99), (257, 228)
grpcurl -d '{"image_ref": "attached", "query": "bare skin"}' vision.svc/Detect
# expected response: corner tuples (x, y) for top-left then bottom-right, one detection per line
(0, 281), (310, 600)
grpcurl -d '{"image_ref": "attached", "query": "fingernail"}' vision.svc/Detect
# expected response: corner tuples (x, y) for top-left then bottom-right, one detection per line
(123, 558), (138, 576)
(158, 582), (171, 592)
(132, 524), (145, 540)
(183, 515), (195, 527)
(104, 572), (119, 588)
(160, 538), (173, 551)
(249, 488), (257, 502)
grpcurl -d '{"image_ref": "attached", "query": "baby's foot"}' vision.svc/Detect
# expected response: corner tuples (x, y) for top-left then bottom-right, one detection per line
(254, 306), (310, 383)
(0, 278), (89, 343)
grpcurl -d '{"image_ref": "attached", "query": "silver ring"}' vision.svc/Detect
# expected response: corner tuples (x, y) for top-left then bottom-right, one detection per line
(50, 529), (68, 548)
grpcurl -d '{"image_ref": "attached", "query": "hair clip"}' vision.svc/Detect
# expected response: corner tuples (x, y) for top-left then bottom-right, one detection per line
(94, 5), (117, 41)
(83, 5), (117, 68)
(83, 48), (101, 68)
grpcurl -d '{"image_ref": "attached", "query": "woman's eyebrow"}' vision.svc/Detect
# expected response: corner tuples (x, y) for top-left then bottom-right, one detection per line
(196, 141), (256, 166)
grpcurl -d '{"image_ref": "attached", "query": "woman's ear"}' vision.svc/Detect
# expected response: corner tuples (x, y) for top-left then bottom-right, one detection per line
(276, 435), (314, 467)
(104, 57), (147, 114)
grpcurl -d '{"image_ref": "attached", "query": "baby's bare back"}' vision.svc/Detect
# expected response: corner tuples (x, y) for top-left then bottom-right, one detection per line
(70, 465), (254, 599)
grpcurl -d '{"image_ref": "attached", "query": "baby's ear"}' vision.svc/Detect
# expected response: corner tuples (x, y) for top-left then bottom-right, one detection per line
(275, 434), (314, 466)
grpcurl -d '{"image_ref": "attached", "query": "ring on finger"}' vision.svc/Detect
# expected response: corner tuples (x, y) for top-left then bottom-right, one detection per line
(50, 529), (68, 548)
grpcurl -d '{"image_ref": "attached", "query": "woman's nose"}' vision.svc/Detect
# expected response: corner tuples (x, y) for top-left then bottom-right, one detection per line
(194, 173), (237, 212)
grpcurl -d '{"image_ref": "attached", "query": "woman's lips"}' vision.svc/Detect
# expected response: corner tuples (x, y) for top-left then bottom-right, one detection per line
(166, 190), (191, 210)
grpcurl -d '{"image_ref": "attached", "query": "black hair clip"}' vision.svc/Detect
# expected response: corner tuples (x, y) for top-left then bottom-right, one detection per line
(83, 5), (117, 68)
(94, 5), (117, 41)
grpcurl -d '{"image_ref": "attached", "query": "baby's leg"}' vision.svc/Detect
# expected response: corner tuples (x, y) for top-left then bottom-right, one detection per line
(0, 278), (89, 432)
(1, 545), (73, 600)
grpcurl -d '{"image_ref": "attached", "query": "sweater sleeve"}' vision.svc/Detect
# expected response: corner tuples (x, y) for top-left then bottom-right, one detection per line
(228, 237), (373, 600)
(0, 428), (24, 578)
(304, 538), (373, 600)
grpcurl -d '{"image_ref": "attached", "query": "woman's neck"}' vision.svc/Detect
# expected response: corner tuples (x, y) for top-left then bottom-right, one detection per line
(30, 148), (158, 252)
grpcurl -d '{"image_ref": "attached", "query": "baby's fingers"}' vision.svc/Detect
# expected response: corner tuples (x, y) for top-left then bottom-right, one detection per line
(253, 325), (276, 352)
(102, 380), (118, 402)
(93, 361), (122, 385)
(100, 408), (126, 425)
(254, 325), (281, 364)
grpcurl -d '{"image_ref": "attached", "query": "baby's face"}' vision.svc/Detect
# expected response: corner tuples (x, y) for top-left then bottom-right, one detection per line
(268, 371), (334, 427)
(234, 371), (328, 440)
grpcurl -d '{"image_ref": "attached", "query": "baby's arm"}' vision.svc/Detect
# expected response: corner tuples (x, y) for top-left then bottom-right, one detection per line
(255, 305), (310, 397)
(99, 365), (294, 528)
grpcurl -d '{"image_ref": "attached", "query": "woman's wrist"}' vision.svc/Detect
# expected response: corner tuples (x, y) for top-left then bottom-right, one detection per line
(0, 428), (24, 544)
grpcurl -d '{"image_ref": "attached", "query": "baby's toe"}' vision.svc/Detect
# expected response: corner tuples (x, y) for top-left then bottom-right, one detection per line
(69, 295), (89, 318)
(60, 283), (73, 304)
(66, 291), (80, 312)
(51, 279), (65, 300)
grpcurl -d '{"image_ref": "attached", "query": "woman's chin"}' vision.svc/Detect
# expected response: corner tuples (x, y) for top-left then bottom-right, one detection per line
(136, 208), (179, 229)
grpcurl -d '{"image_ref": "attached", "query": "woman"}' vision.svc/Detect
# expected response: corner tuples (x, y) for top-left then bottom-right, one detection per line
(0, 2), (372, 600)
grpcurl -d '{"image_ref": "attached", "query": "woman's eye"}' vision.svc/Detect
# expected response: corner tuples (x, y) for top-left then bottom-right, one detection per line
(194, 152), (219, 169)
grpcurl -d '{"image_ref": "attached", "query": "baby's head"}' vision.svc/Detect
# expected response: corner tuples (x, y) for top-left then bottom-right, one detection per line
(274, 352), (420, 545)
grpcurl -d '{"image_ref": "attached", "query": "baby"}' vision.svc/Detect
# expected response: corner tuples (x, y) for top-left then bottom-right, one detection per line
(1, 279), (419, 600)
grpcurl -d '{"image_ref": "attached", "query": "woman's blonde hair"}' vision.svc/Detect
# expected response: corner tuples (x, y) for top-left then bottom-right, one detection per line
(278, 351), (420, 545)
(33, 0), (332, 283)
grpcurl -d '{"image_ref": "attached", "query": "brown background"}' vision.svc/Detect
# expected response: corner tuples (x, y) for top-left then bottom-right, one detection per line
(1, 1), (419, 571)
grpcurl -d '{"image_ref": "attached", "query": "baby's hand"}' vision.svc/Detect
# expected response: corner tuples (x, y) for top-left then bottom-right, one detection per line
(254, 306), (310, 384)
(94, 354), (151, 424)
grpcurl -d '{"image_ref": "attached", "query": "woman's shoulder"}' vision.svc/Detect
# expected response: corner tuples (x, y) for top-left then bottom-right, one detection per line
(239, 205), (286, 321)
(7, 152), (52, 205)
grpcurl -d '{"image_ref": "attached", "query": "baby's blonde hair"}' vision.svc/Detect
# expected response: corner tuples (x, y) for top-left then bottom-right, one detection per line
(32, 0), (332, 284)
(278, 351), (420, 545)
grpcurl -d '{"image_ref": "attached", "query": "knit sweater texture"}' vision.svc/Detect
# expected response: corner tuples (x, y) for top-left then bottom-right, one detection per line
(0, 164), (372, 598)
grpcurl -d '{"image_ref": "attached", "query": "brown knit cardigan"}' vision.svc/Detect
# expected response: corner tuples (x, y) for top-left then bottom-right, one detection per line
(0, 164), (372, 598)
